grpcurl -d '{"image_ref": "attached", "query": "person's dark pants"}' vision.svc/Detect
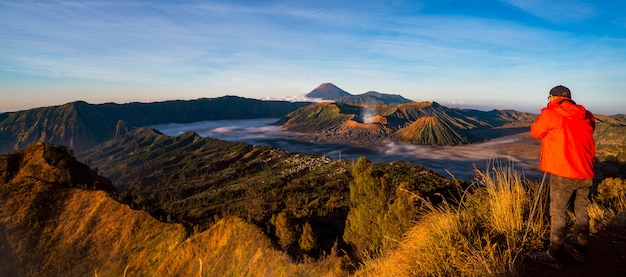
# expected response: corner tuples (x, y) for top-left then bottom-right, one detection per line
(548, 175), (592, 255)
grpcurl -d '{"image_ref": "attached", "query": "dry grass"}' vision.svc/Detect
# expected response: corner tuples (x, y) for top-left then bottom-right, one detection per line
(155, 216), (346, 277)
(589, 177), (626, 232)
(357, 163), (626, 277)
(356, 163), (551, 277)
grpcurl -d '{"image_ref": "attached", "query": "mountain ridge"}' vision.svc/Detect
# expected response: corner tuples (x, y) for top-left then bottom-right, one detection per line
(0, 96), (309, 154)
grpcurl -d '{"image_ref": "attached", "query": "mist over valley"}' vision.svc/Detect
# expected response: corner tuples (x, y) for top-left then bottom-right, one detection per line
(150, 118), (543, 181)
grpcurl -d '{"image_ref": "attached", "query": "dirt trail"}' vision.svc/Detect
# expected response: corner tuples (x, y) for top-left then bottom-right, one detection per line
(520, 231), (626, 276)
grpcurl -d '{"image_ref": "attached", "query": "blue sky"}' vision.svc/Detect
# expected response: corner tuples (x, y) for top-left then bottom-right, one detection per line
(1, 0), (625, 114)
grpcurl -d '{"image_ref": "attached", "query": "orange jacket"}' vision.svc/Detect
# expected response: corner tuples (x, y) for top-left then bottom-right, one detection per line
(530, 99), (595, 179)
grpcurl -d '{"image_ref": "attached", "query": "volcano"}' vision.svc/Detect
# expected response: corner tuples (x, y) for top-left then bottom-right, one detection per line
(305, 83), (352, 99)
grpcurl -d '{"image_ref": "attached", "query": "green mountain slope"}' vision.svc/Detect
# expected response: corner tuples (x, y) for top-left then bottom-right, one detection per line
(0, 96), (309, 154)
(277, 102), (353, 132)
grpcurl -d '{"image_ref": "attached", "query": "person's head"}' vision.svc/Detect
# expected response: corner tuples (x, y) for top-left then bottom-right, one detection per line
(548, 85), (571, 102)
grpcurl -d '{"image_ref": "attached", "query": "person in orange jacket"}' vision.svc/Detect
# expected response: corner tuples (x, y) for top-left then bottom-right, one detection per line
(528, 85), (595, 269)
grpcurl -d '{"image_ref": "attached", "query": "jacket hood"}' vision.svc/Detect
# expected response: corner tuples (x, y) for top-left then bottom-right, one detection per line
(548, 99), (589, 120)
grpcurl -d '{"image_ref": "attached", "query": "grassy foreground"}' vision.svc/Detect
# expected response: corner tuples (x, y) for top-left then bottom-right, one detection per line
(354, 165), (626, 276)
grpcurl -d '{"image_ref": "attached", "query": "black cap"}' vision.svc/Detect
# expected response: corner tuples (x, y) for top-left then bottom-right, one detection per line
(549, 85), (571, 98)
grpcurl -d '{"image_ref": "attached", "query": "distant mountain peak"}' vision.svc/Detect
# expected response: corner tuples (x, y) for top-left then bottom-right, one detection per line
(314, 83), (343, 91)
(306, 83), (351, 99)
(316, 83), (337, 89)
(305, 83), (413, 105)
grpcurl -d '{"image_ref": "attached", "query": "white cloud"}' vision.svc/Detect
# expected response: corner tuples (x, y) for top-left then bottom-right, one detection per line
(258, 96), (329, 103)
(500, 0), (596, 23)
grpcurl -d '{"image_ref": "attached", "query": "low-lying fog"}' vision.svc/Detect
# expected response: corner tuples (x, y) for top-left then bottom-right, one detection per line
(150, 118), (543, 182)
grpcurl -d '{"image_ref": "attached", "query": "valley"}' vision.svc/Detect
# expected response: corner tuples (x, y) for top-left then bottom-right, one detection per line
(150, 118), (543, 181)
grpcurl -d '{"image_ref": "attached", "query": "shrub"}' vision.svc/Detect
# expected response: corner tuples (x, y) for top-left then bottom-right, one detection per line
(595, 177), (626, 209)
(589, 177), (626, 231)
(299, 222), (317, 251)
(271, 211), (297, 250)
(343, 157), (421, 260)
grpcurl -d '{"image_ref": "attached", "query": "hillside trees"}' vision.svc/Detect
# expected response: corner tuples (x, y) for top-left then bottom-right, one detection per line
(299, 222), (317, 252)
(271, 211), (320, 252)
(271, 211), (297, 250)
(343, 157), (420, 260)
